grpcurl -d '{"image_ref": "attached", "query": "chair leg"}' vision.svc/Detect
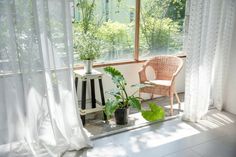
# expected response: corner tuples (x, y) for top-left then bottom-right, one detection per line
(170, 95), (174, 116)
(175, 92), (181, 111)
(151, 93), (154, 99)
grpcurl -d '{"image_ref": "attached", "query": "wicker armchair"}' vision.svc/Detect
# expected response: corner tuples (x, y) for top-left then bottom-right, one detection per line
(138, 56), (183, 115)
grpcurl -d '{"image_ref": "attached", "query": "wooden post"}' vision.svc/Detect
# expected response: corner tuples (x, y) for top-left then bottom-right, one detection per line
(134, 0), (141, 61)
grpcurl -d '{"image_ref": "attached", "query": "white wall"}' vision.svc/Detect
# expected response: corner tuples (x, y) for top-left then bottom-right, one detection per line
(224, 17), (236, 114)
(76, 59), (185, 107)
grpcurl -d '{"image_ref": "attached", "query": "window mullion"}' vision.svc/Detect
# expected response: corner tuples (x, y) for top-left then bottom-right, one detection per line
(134, 0), (140, 61)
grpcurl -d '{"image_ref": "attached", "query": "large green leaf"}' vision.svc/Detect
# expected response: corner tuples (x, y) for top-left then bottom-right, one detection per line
(106, 88), (121, 99)
(105, 99), (119, 118)
(104, 67), (126, 87)
(104, 66), (124, 78)
(141, 103), (165, 122)
(128, 96), (141, 111)
(112, 75), (125, 86)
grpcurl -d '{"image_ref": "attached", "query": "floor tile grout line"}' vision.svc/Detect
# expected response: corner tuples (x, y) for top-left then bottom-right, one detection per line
(160, 148), (205, 157)
(190, 148), (205, 157)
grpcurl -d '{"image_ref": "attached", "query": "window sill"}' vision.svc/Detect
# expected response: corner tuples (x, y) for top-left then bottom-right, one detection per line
(73, 53), (186, 70)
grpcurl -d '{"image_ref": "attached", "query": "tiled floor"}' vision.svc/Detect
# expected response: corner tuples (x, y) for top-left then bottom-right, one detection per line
(66, 109), (236, 157)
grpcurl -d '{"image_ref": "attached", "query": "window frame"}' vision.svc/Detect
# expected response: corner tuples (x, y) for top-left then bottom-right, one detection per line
(73, 0), (187, 69)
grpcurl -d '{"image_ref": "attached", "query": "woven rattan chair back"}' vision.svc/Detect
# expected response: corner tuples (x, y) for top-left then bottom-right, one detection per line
(139, 56), (183, 83)
(138, 55), (183, 116)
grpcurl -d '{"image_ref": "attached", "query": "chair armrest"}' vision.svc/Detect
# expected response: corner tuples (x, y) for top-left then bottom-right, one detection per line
(139, 59), (154, 83)
(138, 68), (147, 83)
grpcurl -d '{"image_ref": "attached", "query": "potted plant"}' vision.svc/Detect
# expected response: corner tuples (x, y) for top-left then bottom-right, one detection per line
(104, 66), (165, 125)
(73, 0), (102, 74)
(74, 32), (101, 74)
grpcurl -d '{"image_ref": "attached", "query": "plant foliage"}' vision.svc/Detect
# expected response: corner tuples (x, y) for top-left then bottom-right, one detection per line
(72, 0), (186, 60)
(98, 21), (132, 52)
(140, 0), (185, 53)
(74, 32), (102, 60)
(73, 0), (102, 61)
(140, 17), (180, 51)
(141, 103), (165, 122)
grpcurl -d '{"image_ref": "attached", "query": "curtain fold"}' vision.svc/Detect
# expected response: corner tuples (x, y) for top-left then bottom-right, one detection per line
(183, 0), (236, 122)
(0, 0), (91, 156)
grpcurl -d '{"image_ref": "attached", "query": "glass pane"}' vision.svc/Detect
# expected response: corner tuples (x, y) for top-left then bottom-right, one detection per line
(72, 0), (136, 64)
(139, 0), (186, 59)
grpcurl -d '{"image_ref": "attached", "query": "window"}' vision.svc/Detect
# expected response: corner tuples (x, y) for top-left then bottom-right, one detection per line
(72, 0), (187, 65)
(139, 0), (186, 59)
(73, 0), (135, 64)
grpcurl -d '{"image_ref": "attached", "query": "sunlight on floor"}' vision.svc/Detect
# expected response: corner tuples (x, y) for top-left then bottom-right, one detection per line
(85, 110), (236, 157)
(191, 111), (235, 131)
(128, 123), (200, 152)
(87, 122), (201, 157)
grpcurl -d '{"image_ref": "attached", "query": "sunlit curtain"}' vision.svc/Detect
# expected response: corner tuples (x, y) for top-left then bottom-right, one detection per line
(183, 0), (236, 122)
(0, 0), (91, 156)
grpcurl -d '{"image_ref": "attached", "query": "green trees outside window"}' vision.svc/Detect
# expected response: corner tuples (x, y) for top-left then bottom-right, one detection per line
(72, 0), (186, 64)
(140, 0), (186, 58)
(73, 0), (135, 63)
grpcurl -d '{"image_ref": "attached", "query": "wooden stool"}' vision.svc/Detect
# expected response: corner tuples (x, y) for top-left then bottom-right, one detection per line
(74, 69), (107, 125)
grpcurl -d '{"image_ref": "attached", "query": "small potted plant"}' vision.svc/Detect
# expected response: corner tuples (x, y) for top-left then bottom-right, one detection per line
(74, 33), (101, 74)
(104, 66), (165, 125)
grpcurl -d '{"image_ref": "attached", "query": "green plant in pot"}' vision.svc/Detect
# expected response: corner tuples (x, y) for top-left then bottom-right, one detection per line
(104, 66), (165, 125)
(74, 32), (101, 74)
(73, 0), (102, 74)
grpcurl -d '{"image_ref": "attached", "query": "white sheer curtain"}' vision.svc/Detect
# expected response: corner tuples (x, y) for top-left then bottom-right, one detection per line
(0, 0), (91, 156)
(183, 0), (236, 122)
